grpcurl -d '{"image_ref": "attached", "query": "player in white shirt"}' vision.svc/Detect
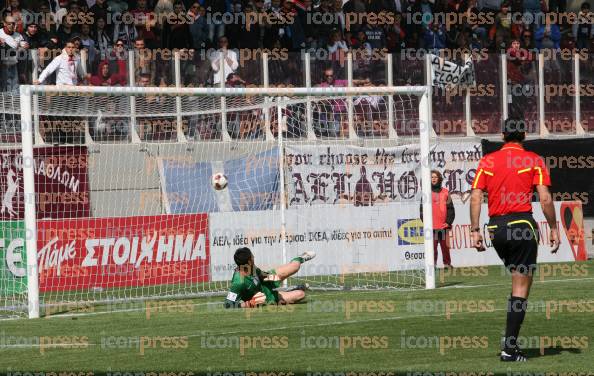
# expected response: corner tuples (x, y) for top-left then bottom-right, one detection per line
(210, 36), (239, 85)
(34, 40), (87, 85)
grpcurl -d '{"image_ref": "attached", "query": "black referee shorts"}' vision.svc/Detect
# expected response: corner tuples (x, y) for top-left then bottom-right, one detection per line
(487, 212), (539, 275)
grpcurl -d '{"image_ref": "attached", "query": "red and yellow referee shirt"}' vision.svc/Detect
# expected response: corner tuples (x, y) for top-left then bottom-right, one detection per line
(472, 142), (551, 217)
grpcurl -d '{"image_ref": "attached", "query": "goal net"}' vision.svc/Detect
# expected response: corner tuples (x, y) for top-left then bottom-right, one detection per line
(1, 85), (434, 319)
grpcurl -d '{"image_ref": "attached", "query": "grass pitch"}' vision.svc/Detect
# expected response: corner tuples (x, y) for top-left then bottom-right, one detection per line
(1, 261), (593, 376)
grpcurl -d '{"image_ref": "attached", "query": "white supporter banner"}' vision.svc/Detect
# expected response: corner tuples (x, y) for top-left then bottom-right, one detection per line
(429, 54), (475, 89)
(285, 142), (482, 208)
(209, 202), (580, 282)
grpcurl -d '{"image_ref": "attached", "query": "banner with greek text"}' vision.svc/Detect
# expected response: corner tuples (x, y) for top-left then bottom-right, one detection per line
(284, 142), (482, 207)
(429, 54), (476, 89)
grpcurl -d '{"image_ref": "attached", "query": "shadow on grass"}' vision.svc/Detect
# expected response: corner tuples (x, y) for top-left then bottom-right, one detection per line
(523, 346), (583, 358)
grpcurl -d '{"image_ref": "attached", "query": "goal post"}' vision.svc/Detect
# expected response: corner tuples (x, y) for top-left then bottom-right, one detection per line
(13, 84), (434, 319)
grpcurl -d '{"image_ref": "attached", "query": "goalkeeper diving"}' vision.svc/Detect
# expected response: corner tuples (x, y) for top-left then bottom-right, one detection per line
(224, 247), (316, 308)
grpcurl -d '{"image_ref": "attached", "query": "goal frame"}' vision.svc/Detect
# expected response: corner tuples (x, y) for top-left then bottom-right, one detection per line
(19, 84), (435, 319)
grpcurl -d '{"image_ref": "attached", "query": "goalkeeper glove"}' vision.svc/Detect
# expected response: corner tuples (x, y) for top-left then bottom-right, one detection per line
(245, 292), (266, 308)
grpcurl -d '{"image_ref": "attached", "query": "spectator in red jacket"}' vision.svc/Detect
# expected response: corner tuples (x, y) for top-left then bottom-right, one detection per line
(421, 170), (455, 268)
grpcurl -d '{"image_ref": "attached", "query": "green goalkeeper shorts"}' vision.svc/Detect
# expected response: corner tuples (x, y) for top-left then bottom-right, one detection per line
(261, 268), (280, 304)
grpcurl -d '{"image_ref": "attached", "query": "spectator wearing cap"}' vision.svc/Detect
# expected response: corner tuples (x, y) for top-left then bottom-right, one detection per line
(23, 22), (47, 49)
(0, 15), (28, 91)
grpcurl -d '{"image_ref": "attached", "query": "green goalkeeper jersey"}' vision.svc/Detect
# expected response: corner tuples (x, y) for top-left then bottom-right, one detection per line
(224, 267), (280, 308)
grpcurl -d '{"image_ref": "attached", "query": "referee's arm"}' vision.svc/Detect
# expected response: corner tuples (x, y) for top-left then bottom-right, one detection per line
(470, 188), (485, 252)
(535, 184), (560, 253)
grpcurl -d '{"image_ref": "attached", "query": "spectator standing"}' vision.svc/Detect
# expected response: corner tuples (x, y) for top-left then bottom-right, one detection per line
(112, 10), (138, 50)
(420, 170), (455, 268)
(131, 0), (158, 48)
(0, 15), (28, 91)
(1, 0), (34, 34)
(93, 17), (111, 60)
(210, 36), (239, 85)
(423, 21), (447, 51)
(188, 2), (208, 49)
(573, 2), (593, 50)
(35, 39), (87, 85)
(494, 2), (513, 50)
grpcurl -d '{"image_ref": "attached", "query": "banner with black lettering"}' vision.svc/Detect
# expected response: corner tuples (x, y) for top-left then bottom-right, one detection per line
(284, 142), (482, 207)
(429, 54), (476, 89)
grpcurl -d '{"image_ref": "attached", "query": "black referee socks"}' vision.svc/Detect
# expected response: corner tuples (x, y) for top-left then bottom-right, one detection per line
(504, 296), (528, 351)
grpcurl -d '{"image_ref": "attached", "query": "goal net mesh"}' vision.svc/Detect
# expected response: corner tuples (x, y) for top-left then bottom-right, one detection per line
(0, 89), (427, 318)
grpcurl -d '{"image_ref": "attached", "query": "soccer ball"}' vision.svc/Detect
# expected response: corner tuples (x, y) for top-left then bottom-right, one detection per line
(211, 173), (228, 190)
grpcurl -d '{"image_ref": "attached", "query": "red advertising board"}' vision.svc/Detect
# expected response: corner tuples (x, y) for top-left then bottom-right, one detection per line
(36, 214), (210, 292)
(0, 146), (90, 220)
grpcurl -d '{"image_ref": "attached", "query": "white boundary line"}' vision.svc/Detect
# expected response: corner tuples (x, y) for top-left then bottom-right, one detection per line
(0, 275), (592, 326)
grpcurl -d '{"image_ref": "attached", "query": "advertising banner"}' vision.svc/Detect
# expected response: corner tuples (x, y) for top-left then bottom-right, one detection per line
(209, 201), (585, 282)
(435, 201), (587, 267)
(36, 214), (209, 292)
(0, 221), (27, 295)
(0, 146), (90, 220)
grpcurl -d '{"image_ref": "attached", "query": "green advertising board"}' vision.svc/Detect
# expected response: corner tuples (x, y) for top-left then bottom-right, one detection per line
(0, 221), (27, 295)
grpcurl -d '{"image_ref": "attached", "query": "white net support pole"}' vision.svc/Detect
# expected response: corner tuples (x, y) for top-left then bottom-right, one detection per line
(277, 98), (288, 288)
(128, 50), (141, 143)
(464, 53), (475, 137)
(219, 58), (231, 142)
(386, 53), (397, 140)
(500, 53), (508, 121)
(31, 49), (44, 145)
(538, 52), (549, 136)
(174, 51), (188, 143)
(574, 52), (585, 135)
(422, 55), (435, 290)
(347, 53), (357, 140)
(304, 53), (316, 140)
(262, 53), (275, 141)
(19, 87), (40, 318)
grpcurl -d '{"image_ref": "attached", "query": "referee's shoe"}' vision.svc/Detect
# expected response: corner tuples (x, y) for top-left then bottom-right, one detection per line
(501, 348), (528, 362)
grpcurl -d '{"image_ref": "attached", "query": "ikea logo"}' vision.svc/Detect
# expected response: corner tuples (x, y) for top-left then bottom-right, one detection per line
(397, 219), (424, 245)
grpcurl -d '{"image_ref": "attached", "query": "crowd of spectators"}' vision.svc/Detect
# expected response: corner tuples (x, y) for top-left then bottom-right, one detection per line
(0, 0), (592, 92)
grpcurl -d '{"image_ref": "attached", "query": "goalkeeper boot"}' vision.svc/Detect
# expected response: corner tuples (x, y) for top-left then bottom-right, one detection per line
(500, 349), (527, 362)
(286, 283), (310, 292)
(299, 251), (316, 262)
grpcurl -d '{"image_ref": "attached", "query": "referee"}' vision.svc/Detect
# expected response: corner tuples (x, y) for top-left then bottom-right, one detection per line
(470, 118), (560, 362)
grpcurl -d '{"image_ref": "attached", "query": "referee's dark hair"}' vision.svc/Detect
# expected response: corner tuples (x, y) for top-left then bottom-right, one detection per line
(502, 118), (526, 143)
(234, 247), (253, 266)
